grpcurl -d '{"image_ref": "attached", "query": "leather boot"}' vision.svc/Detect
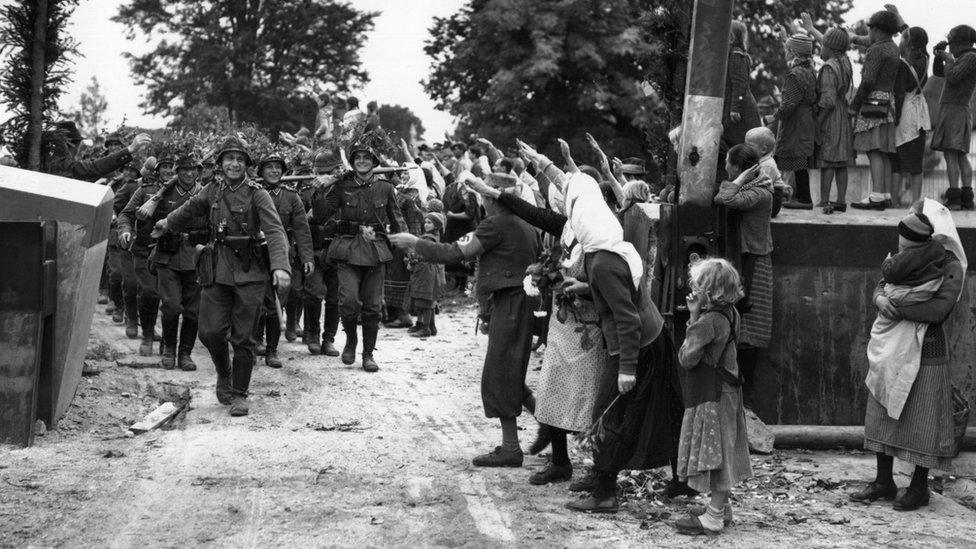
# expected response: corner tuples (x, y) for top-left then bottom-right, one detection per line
(307, 332), (322, 355)
(284, 311), (298, 342)
(139, 336), (155, 357)
(178, 318), (198, 371)
(265, 348), (283, 368)
(161, 345), (176, 369)
(945, 187), (963, 211)
(321, 340), (340, 357)
(341, 318), (358, 365)
(229, 396), (249, 416)
(124, 290), (139, 339)
(362, 321), (379, 372)
(410, 309), (432, 338)
(961, 187), (975, 210)
(138, 296), (159, 354)
(213, 347), (233, 405)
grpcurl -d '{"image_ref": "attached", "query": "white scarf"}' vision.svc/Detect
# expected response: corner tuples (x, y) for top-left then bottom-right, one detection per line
(922, 198), (968, 295)
(403, 162), (428, 203)
(562, 172), (642, 289)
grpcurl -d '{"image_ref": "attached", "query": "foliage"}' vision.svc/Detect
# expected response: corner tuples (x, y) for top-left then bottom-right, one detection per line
(113, 0), (377, 136)
(0, 0), (79, 168)
(735, 0), (853, 100)
(376, 104), (426, 144)
(425, 0), (850, 169)
(170, 103), (235, 135)
(64, 76), (109, 141)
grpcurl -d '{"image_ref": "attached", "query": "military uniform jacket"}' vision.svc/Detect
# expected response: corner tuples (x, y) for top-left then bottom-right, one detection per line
(149, 181), (207, 270)
(165, 178), (290, 286)
(267, 185), (314, 266)
(117, 179), (163, 256)
(50, 148), (133, 182)
(109, 177), (139, 249)
(317, 172), (406, 267)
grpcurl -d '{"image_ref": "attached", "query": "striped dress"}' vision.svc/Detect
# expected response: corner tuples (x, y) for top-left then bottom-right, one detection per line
(863, 253), (963, 471)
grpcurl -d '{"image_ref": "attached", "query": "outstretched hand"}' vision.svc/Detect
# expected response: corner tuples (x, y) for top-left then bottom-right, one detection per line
(463, 176), (499, 198)
(557, 138), (578, 173)
(388, 232), (420, 250)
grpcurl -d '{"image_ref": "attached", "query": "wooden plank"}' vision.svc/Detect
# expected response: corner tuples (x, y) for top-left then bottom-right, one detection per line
(129, 402), (179, 434)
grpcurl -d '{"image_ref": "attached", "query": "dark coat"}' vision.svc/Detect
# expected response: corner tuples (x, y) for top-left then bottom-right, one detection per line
(319, 172), (406, 267)
(774, 60), (818, 159)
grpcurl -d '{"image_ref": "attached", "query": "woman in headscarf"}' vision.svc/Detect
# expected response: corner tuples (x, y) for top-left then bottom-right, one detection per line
(814, 27), (855, 211)
(892, 27), (930, 206)
(851, 198), (967, 511)
(775, 34), (818, 210)
(472, 154), (685, 511)
(722, 20), (761, 148)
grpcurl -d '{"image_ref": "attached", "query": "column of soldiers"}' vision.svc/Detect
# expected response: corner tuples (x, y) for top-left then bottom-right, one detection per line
(96, 130), (402, 416)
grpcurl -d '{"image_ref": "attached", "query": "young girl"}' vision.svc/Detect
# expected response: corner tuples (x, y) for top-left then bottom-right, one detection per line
(407, 212), (446, 337)
(674, 258), (753, 536)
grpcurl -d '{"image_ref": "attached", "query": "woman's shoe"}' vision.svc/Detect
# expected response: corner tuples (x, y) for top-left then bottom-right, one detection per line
(529, 462), (573, 485)
(829, 201), (847, 212)
(851, 197), (886, 211)
(850, 481), (897, 502)
(893, 487), (930, 511)
(674, 514), (721, 536)
(781, 200), (813, 210)
(663, 479), (699, 498)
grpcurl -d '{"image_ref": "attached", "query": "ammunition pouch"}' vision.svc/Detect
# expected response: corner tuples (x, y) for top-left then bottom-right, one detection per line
(220, 235), (253, 252)
(309, 223), (335, 251)
(185, 229), (211, 247)
(216, 233), (261, 272)
(157, 232), (181, 254)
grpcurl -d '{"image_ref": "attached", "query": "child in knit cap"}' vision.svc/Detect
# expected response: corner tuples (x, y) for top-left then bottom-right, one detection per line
(881, 212), (946, 288)
(744, 126), (788, 217)
(407, 211), (447, 337)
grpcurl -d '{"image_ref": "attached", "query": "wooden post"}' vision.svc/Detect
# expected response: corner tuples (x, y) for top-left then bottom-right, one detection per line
(27, 0), (48, 171)
(677, 0), (734, 206)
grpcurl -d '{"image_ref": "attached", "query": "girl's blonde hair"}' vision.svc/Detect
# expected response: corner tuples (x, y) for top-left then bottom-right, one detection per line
(688, 257), (744, 309)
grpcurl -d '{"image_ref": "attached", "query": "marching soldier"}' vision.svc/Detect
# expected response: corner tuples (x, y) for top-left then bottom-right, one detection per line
(108, 160), (143, 337)
(303, 149), (343, 356)
(148, 154), (209, 370)
(119, 157), (175, 356)
(256, 153), (314, 368)
(313, 141), (406, 372)
(152, 136), (291, 416)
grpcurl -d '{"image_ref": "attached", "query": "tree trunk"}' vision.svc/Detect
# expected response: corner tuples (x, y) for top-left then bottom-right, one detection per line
(27, 0), (47, 171)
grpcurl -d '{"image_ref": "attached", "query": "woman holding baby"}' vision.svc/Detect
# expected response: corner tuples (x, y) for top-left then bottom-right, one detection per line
(851, 200), (967, 511)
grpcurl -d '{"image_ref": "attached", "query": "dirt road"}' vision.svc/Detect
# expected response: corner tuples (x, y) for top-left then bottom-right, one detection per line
(2, 298), (976, 548)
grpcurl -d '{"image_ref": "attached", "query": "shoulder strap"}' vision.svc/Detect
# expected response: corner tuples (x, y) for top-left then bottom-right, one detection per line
(707, 307), (742, 386)
(901, 57), (924, 93)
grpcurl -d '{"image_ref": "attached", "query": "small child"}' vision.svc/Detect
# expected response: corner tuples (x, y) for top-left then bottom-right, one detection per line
(745, 126), (788, 217)
(407, 212), (447, 337)
(674, 258), (753, 536)
(865, 212), (946, 420)
(881, 213), (946, 288)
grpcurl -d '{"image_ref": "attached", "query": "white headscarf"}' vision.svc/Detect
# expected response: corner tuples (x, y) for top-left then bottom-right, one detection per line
(403, 162), (428, 202)
(562, 172), (642, 289)
(420, 160), (445, 197)
(922, 198), (968, 295)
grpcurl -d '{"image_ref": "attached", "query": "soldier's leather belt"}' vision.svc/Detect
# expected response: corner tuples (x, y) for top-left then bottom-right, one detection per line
(335, 221), (385, 236)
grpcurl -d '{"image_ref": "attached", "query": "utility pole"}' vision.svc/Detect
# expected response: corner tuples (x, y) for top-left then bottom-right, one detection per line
(676, 0), (734, 206)
(28, 0), (48, 171)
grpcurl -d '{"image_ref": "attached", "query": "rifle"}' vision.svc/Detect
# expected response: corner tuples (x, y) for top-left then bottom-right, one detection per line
(280, 166), (410, 182)
(136, 176), (180, 221)
(257, 231), (287, 332)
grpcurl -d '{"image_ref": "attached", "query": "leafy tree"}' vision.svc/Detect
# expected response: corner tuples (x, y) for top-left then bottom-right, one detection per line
(376, 104), (426, 144)
(425, 0), (850, 168)
(113, 0), (377, 135)
(169, 103), (234, 135)
(65, 76), (108, 140)
(0, 0), (78, 169)
(735, 0), (854, 100)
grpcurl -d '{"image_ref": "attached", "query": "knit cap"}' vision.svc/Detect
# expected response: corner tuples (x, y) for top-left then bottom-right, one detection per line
(823, 27), (850, 52)
(898, 212), (934, 242)
(786, 34), (814, 56)
(424, 211), (446, 233)
(426, 197), (444, 213)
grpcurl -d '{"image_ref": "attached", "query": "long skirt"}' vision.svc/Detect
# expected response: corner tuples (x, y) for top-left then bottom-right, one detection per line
(864, 360), (955, 471)
(930, 103), (973, 153)
(592, 331), (685, 473)
(535, 298), (606, 432)
(383, 248), (411, 310)
(740, 254), (772, 348)
(481, 287), (534, 418)
(677, 386), (753, 493)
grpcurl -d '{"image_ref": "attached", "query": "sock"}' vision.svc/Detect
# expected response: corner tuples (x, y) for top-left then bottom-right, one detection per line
(875, 453), (894, 486)
(910, 466), (929, 492)
(551, 429), (570, 467)
(522, 391), (536, 415)
(500, 417), (519, 451)
(699, 505), (725, 531)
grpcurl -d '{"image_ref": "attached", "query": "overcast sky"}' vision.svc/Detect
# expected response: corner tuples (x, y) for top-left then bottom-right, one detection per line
(54, 0), (973, 139)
